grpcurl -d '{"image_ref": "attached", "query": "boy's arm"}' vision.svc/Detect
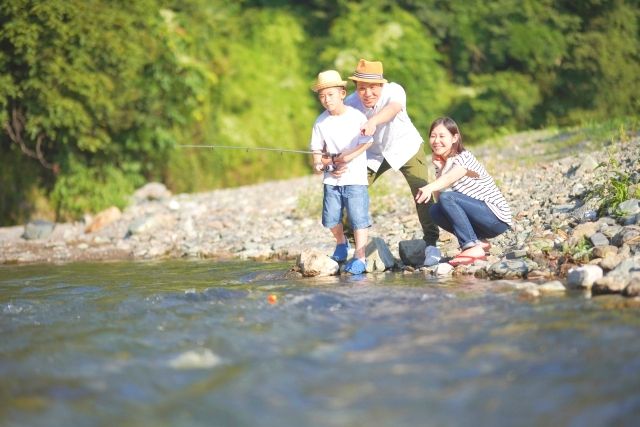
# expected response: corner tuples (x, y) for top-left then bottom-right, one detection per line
(311, 151), (324, 173)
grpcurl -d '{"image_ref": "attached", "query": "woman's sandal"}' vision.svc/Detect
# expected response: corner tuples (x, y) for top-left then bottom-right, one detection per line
(448, 254), (487, 267)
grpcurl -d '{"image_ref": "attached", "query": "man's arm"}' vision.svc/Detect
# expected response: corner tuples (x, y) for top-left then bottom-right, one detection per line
(361, 101), (403, 136)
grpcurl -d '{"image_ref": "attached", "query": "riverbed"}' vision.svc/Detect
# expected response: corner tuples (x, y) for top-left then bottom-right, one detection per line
(1, 260), (639, 427)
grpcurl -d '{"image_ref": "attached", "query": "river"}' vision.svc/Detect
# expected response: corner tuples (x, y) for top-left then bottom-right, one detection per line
(1, 260), (639, 427)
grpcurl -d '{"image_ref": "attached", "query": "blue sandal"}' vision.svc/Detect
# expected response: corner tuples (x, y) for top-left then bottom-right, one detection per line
(344, 258), (366, 275)
(331, 240), (350, 262)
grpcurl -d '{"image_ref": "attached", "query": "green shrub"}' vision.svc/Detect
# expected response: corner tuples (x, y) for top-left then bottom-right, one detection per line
(50, 160), (143, 220)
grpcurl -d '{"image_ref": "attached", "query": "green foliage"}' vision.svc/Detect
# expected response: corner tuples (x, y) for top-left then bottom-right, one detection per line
(167, 6), (317, 192)
(0, 0), (217, 219)
(50, 159), (142, 221)
(318, 2), (451, 133)
(1, 0), (640, 224)
(452, 72), (541, 142)
(555, 1), (640, 121)
(562, 236), (593, 264)
(589, 163), (632, 218)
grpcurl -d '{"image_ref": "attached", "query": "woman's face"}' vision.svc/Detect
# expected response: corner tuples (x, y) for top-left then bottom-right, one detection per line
(429, 124), (459, 158)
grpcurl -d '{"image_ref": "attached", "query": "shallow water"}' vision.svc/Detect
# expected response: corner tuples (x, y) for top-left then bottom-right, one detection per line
(1, 260), (639, 427)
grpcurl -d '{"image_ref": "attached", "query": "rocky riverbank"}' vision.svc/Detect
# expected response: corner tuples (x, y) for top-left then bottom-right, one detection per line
(1, 130), (639, 298)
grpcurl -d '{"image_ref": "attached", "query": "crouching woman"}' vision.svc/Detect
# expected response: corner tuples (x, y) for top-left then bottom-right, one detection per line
(415, 117), (512, 266)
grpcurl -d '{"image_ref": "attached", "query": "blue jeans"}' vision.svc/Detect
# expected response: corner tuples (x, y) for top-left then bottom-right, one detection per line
(322, 184), (371, 230)
(429, 191), (509, 249)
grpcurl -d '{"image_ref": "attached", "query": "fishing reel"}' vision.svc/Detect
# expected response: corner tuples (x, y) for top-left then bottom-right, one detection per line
(322, 153), (340, 173)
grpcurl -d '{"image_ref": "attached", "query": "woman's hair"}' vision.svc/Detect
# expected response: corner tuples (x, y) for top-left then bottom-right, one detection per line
(429, 117), (465, 154)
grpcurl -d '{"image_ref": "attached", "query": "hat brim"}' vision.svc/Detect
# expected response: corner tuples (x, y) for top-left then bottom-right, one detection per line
(348, 76), (388, 84)
(312, 81), (348, 92)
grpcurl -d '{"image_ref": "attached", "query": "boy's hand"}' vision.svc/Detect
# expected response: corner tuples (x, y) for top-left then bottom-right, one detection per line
(331, 163), (347, 177)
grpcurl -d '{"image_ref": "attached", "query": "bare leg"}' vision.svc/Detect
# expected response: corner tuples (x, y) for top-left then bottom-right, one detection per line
(330, 224), (346, 245)
(353, 228), (368, 260)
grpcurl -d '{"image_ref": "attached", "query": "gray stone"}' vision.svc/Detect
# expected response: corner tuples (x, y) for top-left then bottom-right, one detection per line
(577, 154), (599, 174)
(622, 213), (640, 226)
(398, 239), (426, 266)
(552, 204), (577, 214)
(566, 265), (603, 289)
(132, 182), (172, 203)
(366, 237), (395, 273)
(487, 259), (529, 279)
(589, 232), (609, 247)
(506, 249), (528, 259)
(611, 226), (640, 247)
(618, 199), (640, 216)
(23, 220), (55, 240)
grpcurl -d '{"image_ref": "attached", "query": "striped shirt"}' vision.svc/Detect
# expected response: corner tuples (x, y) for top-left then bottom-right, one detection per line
(442, 150), (512, 226)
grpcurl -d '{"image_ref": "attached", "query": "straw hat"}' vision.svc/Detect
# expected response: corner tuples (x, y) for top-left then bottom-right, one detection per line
(348, 59), (388, 84)
(312, 70), (347, 92)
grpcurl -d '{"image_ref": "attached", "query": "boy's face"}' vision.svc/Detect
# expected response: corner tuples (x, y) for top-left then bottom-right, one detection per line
(318, 86), (346, 114)
(355, 82), (383, 108)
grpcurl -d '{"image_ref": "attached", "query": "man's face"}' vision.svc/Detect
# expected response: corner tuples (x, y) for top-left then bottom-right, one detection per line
(356, 82), (383, 108)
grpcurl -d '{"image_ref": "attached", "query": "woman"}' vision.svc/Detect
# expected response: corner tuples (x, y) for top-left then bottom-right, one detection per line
(415, 117), (512, 266)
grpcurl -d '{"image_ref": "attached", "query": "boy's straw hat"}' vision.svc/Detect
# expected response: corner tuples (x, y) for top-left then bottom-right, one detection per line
(312, 70), (347, 92)
(348, 59), (388, 84)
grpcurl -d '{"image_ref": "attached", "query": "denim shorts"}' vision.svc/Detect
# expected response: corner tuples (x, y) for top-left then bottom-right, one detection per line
(322, 184), (371, 230)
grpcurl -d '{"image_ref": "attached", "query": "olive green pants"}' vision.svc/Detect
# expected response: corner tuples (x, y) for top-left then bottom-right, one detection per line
(368, 149), (439, 245)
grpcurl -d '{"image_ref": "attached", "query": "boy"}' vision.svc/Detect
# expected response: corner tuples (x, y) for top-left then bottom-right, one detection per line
(310, 70), (373, 274)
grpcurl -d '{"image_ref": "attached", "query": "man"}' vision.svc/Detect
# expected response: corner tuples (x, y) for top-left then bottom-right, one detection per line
(341, 58), (439, 246)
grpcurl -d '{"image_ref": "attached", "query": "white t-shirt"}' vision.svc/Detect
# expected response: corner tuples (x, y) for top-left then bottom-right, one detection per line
(345, 82), (423, 172)
(309, 106), (371, 186)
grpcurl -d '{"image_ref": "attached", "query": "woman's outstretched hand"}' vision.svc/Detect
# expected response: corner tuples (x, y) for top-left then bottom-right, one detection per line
(415, 185), (432, 204)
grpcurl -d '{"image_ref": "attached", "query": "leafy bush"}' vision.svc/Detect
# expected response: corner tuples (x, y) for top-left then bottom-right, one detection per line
(50, 160), (142, 220)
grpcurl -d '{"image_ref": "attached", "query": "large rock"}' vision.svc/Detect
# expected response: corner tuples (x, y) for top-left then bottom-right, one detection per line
(85, 206), (122, 233)
(592, 256), (640, 295)
(296, 249), (339, 277)
(566, 265), (603, 289)
(365, 237), (395, 273)
(398, 239), (426, 266)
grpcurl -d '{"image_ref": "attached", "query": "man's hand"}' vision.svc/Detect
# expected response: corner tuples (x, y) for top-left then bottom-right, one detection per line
(360, 120), (377, 136)
(415, 185), (433, 204)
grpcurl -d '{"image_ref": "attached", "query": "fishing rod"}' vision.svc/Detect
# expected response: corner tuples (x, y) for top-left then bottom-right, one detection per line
(178, 144), (315, 155)
(177, 144), (340, 171)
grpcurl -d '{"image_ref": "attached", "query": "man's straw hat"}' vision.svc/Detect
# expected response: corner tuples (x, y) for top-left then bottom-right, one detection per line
(348, 59), (388, 84)
(312, 70), (347, 92)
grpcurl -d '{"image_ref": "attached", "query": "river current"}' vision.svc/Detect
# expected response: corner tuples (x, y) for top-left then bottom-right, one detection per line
(1, 260), (639, 426)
